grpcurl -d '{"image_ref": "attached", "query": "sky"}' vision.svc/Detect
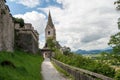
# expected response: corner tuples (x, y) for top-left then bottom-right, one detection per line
(7, 0), (120, 51)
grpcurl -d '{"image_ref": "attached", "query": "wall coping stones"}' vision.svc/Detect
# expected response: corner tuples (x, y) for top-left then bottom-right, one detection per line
(51, 58), (113, 80)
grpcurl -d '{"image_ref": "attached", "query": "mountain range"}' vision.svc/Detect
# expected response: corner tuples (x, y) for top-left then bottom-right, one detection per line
(75, 49), (112, 54)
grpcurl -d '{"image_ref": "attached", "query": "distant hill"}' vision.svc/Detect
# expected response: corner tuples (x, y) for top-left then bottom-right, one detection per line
(75, 49), (112, 54)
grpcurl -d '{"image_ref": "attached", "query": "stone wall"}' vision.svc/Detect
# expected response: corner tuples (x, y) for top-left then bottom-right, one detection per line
(15, 23), (39, 54)
(0, 0), (14, 52)
(51, 58), (113, 80)
(0, 0), (39, 53)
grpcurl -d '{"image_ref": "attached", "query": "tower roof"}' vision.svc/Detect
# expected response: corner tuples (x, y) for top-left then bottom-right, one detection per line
(47, 11), (54, 28)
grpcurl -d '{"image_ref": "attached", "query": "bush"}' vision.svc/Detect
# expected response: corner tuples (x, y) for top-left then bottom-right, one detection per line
(13, 17), (24, 27)
(54, 49), (115, 78)
(115, 70), (120, 80)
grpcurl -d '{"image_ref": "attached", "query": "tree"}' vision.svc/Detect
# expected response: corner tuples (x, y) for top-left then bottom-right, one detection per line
(115, 70), (120, 80)
(114, 0), (120, 10)
(118, 18), (120, 29)
(46, 38), (56, 50)
(13, 17), (24, 27)
(108, 32), (120, 54)
(108, 1), (120, 54)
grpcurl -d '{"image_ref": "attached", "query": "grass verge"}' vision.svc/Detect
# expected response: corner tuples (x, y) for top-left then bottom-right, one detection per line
(51, 61), (74, 80)
(0, 50), (43, 80)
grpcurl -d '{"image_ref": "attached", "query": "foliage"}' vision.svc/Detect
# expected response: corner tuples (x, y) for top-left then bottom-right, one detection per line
(115, 70), (120, 80)
(63, 50), (73, 56)
(111, 0), (120, 54)
(0, 51), (43, 80)
(53, 49), (115, 78)
(52, 62), (74, 80)
(93, 52), (120, 65)
(114, 0), (120, 10)
(13, 17), (24, 27)
(118, 18), (120, 29)
(46, 38), (56, 50)
(90, 52), (120, 79)
(108, 32), (120, 54)
(62, 47), (71, 55)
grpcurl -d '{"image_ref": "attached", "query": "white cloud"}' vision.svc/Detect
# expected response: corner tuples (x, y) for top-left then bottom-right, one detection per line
(14, 11), (46, 34)
(13, 0), (120, 51)
(9, 0), (16, 1)
(9, 0), (40, 8)
(14, 11), (46, 48)
(38, 0), (120, 51)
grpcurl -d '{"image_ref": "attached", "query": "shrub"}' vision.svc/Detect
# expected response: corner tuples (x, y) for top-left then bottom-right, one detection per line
(115, 70), (120, 80)
(13, 17), (24, 27)
(54, 49), (115, 78)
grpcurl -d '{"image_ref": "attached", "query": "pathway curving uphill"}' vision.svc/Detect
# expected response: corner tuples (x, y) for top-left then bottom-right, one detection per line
(41, 58), (68, 80)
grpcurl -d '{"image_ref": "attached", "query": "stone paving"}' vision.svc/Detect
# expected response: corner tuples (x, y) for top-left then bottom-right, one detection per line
(41, 58), (68, 80)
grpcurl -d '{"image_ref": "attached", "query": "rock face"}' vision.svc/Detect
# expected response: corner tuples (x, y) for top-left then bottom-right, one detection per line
(0, 0), (14, 52)
(15, 23), (39, 54)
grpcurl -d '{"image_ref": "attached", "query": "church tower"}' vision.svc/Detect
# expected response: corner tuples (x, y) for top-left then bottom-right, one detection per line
(41, 11), (61, 58)
(45, 11), (56, 42)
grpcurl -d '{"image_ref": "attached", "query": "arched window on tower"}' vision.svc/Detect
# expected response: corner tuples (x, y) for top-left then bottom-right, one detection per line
(48, 31), (50, 35)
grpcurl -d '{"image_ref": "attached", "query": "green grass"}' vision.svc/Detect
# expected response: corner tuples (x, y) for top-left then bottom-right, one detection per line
(0, 51), (43, 80)
(51, 61), (74, 80)
(54, 49), (115, 78)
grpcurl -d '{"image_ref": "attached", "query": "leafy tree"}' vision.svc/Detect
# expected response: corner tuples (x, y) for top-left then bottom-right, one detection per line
(108, 32), (120, 54)
(115, 70), (120, 80)
(13, 17), (24, 27)
(108, 1), (120, 54)
(62, 47), (71, 55)
(54, 52), (115, 77)
(114, 0), (120, 10)
(115, 0), (120, 29)
(118, 18), (120, 29)
(46, 38), (56, 50)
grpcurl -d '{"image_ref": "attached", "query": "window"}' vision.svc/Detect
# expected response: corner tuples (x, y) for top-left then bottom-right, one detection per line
(48, 31), (50, 35)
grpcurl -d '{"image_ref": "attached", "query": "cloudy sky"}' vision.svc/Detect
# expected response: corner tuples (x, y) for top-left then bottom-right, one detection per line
(7, 0), (120, 51)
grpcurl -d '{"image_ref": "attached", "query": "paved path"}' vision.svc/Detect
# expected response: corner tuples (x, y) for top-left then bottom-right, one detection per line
(41, 58), (68, 80)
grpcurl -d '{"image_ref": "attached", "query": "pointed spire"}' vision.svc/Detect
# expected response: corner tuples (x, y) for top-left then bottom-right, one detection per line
(47, 10), (54, 27)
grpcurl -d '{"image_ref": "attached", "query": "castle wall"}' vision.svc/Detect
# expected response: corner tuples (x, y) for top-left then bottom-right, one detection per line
(15, 24), (39, 54)
(0, 0), (14, 52)
(0, 0), (39, 53)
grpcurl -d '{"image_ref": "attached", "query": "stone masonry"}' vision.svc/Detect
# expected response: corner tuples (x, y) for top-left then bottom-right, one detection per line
(0, 0), (14, 52)
(45, 11), (56, 41)
(15, 23), (39, 54)
(0, 0), (39, 54)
